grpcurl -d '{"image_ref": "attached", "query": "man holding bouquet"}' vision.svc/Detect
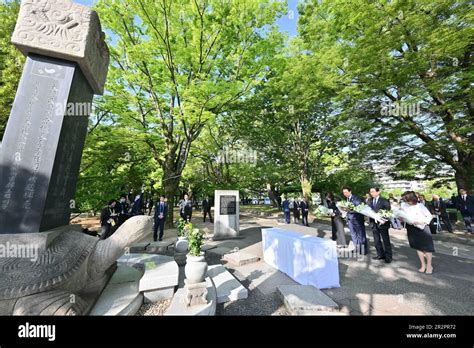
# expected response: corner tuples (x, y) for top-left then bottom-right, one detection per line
(368, 187), (393, 263)
(342, 187), (368, 255)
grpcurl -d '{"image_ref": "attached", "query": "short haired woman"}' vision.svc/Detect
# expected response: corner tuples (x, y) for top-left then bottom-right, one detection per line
(400, 191), (435, 274)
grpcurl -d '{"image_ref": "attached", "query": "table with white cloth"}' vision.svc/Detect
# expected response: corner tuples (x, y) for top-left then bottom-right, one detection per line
(261, 227), (340, 289)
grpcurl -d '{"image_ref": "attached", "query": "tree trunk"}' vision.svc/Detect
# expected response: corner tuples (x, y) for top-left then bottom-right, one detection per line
(300, 174), (312, 202)
(454, 153), (474, 192)
(162, 170), (180, 227)
(266, 183), (280, 208)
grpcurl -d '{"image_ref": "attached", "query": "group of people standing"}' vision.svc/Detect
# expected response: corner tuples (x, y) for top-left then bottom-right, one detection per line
(281, 197), (310, 226)
(324, 187), (474, 274)
(100, 191), (215, 242)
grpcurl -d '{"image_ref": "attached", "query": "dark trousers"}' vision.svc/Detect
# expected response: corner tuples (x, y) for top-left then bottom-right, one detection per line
(331, 216), (347, 246)
(203, 210), (213, 222)
(284, 210), (290, 224)
(153, 218), (165, 241)
(100, 224), (112, 240)
(371, 222), (392, 260)
(302, 211), (309, 226)
(348, 215), (368, 255)
(180, 212), (191, 222)
(462, 214), (473, 233)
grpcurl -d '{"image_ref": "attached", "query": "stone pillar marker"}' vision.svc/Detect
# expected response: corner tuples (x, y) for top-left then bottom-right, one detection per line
(213, 190), (240, 239)
(0, 0), (109, 234)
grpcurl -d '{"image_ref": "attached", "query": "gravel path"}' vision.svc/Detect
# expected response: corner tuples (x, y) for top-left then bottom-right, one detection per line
(137, 299), (171, 316)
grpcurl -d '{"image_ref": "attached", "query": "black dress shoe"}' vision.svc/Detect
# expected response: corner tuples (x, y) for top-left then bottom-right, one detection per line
(385, 259), (392, 263)
(372, 256), (385, 260)
(159, 238), (162, 241)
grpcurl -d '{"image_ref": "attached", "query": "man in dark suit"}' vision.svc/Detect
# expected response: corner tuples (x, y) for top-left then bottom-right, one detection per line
(100, 200), (118, 240)
(428, 194), (453, 233)
(368, 187), (392, 263)
(153, 195), (168, 241)
(342, 186), (368, 255)
(456, 188), (474, 234)
(281, 196), (290, 224)
(202, 196), (213, 223)
(117, 194), (130, 227)
(179, 194), (193, 222)
(300, 197), (309, 226)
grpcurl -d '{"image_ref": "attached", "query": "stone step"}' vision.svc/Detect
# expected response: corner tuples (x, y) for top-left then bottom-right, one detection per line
(223, 251), (260, 266)
(164, 277), (217, 316)
(277, 285), (339, 315)
(118, 253), (179, 303)
(90, 265), (143, 316)
(146, 240), (175, 253)
(207, 265), (248, 303)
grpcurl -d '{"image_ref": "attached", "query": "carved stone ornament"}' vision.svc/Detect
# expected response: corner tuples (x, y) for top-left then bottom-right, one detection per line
(11, 0), (109, 94)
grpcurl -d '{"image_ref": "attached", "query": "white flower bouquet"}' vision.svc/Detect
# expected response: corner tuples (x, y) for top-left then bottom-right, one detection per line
(353, 203), (386, 223)
(314, 205), (334, 217)
(391, 208), (427, 230)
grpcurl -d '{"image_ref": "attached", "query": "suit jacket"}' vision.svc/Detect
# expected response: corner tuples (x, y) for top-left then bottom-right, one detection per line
(456, 195), (474, 216)
(347, 194), (364, 221)
(180, 200), (193, 217)
(100, 207), (117, 226)
(154, 201), (168, 220)
(202, 199), (211, 212)
(368, 196), (391, 226)
(281, 199), (290, 212)
(326, 199), (341, 217)
(428, 199), (448, 216)
(300, 200), (309, 212)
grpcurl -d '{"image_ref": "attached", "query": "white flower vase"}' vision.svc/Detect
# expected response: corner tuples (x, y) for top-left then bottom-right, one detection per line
(184, 253), (208, 284)
(175, 236), (189, 253)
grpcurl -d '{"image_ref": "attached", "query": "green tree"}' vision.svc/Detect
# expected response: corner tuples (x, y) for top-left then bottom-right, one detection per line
(95, 0), (285, 223)
(299, 0), (474, 192)
(0, 0), (23, 139)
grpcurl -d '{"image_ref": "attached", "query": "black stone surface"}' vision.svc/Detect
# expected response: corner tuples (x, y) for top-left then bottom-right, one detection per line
(0, 54), (94, 234)
(219, 195), (237, 215)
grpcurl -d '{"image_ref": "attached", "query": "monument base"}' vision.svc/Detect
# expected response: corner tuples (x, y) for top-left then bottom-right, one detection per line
(183, 279), (208, 307)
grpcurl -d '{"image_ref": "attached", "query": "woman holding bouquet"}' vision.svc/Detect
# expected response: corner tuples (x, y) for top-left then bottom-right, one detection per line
(326, 193), (347, 247)
(400, 191), (435, 274)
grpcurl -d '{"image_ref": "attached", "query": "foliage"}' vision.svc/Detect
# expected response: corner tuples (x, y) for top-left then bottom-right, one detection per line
(298, 0), (474, 191)
(187, 228), (204, 256)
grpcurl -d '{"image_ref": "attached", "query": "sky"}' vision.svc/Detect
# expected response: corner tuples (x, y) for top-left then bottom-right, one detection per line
(75, 0), (299, 37)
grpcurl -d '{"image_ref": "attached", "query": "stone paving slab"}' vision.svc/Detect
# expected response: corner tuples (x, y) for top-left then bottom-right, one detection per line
(90, 265), (142, 316)
(118, 253), (179, 294)
(206, 246), (232, 256)
(277, 285), (339, 315)
(207, 265), (248, 303)
(223, 251), (260, 266)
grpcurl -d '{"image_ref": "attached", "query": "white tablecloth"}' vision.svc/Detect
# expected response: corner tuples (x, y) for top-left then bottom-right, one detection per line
(261, 227), (340, 289)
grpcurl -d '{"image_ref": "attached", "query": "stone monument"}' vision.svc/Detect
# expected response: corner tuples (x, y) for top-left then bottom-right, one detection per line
(213, 190), (240, 239)
(1, 0), (108, 234)
(0, 0), (150, 316)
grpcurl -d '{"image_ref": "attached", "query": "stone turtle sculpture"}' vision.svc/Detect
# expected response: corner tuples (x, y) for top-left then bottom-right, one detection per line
(0, 215), (152, 315)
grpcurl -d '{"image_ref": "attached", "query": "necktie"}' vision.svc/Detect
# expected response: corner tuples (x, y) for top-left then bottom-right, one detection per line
(374, 198), (378, 207)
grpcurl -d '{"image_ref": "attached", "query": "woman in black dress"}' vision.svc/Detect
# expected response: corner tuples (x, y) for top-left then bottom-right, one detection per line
(400, 191), (435, 274)
(326, 193), (347, 247)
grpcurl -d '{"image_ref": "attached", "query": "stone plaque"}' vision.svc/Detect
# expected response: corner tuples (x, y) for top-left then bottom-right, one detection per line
(219, 195), (236, 215)
(214, 190), (239, 239)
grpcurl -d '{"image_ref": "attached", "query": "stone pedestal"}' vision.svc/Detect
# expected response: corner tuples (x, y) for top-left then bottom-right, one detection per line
(183, 279), (208, 307)
(213, 190), (240, 239)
